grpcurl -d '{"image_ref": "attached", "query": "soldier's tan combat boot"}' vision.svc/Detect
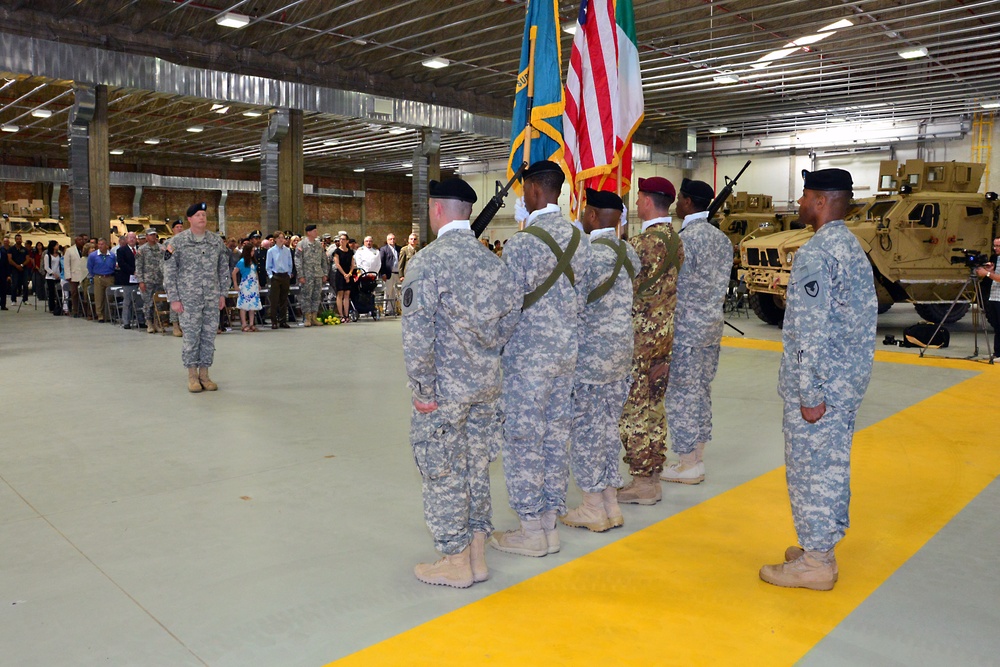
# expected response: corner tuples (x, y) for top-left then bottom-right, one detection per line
(173, 322), (183, 337)
(760, 549), (838, 591)
(617, 474), (661, 505)
(146, 322), (156, 334)
(660, 451), (705, 484)
(187, 368), (202, 393)
(489, 519), (547, 557)
(313, 312), (324, 326)
(541, 510), (560, 553)
(304, 312), (313, 327)
(414, 546), (474, 589)
(602, 486), (624, 528)
(198, 367), (218, 391)
(782, 546), (838, 582)
(560, 492), (612, 532)
(470, 532), (489, 583)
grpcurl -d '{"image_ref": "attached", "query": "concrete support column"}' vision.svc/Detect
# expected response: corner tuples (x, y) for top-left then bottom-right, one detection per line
(88, 85), (110, 240)
(279, 108), (304, 235)
(412, 128), (440, 243)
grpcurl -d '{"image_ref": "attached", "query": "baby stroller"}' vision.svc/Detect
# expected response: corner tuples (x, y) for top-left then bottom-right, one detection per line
(349, 271), (381, 321)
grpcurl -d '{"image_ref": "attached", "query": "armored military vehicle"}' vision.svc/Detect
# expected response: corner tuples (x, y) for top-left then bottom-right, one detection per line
(718, 192), (800, 269)
(110, 215), (173, 244)
(740, 160), (998, 325)
(1, 200), (71, 248)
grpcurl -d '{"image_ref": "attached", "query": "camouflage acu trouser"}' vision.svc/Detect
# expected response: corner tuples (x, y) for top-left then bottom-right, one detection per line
(411, 400), (501, 555)
(300, 277), (323, 312)
(501, 373), (573, 520)
(142, 282), (164, 326)
(619, 360), (669, 476)
(665, 343), (721, 454)
(179, 297), (220, 368)
(570, 378), (630, 493)
(783, 402), (856, 552)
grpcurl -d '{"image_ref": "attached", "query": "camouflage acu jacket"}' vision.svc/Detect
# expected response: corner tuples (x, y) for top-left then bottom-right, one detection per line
(135, 243), (164, 285)
(162, 230), (230, 304)
(674, 218), (733, 348)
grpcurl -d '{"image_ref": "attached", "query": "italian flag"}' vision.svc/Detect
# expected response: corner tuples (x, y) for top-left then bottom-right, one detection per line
(613, 0), (643, 191)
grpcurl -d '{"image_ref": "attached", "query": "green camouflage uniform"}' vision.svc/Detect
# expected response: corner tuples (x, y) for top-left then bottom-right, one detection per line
(135, 242), (172, 325)
(294, 237), (329, 313)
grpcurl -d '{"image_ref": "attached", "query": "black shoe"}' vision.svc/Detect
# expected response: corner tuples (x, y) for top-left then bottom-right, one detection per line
(279, 322), (290, 329)
(123, 324), (131, 329)
(271, 323), (279, 329)
(1, 306), (8, 310)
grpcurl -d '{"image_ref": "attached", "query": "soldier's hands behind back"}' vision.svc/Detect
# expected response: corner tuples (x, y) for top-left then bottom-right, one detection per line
(171, 301), (184, 314)
(413, 398), (438, 414)
(800, 402), (826, 423)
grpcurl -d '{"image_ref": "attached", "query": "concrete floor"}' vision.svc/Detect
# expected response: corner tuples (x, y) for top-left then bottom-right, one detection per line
(0, 300), (996, 666)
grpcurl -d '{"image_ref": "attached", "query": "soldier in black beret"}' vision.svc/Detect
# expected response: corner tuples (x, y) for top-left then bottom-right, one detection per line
(584, 188), (624, 212)
(802, 168), (853, 194)
(429, 178), (478, 204)
(186, 202), (207, 218)
(679, 179), (715, 209)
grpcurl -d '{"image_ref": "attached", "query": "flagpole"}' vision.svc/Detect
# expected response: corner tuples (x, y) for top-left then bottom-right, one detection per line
(520, 29), (537, 231)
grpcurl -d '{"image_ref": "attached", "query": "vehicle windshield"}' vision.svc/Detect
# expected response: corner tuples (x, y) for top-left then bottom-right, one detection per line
(35, 222), (63, 233)
(867, 200), (897, 221)
(151, 223), (171, 235)
(8, 220), (33, 232)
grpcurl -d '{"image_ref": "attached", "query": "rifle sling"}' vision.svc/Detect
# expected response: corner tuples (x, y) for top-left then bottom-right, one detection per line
(587, 237), (636, 304)
(636, 229), (681, 298)
(519, 224), (580, 310)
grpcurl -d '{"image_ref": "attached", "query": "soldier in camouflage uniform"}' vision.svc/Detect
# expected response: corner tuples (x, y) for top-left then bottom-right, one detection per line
(662, 179), (734, 485)
(760, 169), (876, 591)
(403, 178), (521, 588)
(618, 177), (684, 505)
(491, 160), (590, 558)
(561, 189), (640, 533)
(294, 224), (329, 327)
(135, 228), (165, 333)
(163, 203), (231, 393)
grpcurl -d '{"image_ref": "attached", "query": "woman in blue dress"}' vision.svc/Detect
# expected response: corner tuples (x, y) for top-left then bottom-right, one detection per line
(232, 242), (262, 332)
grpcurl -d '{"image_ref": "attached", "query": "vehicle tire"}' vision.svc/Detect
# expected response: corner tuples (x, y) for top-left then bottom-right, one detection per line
(914, 302), (970, 324)
(749, 292), (785, 325)
(877, 302), (893, 315)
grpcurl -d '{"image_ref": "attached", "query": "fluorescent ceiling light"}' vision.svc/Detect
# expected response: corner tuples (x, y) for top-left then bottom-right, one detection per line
(456, 156), (469, 162)
(898, 46), (928, 59)
(322, 139), (340, 146)
(211, 104), (230, 114)
(353, 39), (367, 46)
(230, 157), (244, 163)
(110, 149), (125, 155)
(353, 168), (366, 173)
(709, 127), (728, 134)
(216, 12), (250, 29)
(981, 101), (1000, 109)
(402, 162), (413, 168)
(388, 127), (407, 135)
(242, 110), (263, 117)
(31, 109), (52, 119)
(1, 124), (19, 132)
(187, 126), (204, 133)
(789, 32), (833, 47)
(713, 72), (740, 84)
(144, 138), (160, 145)
(563, 24), (577, 35)
(752, 48), (799, 69)
(405, 173), (413, 177)
(819, 19), (853, 32)
(828, 117), (847, 123)
(422, 57), (449, 69)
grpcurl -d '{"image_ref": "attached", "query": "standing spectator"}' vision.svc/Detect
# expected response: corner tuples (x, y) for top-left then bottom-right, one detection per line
(42, 240), (62, 316)
(493, 240), (503, 256)
(115, 231), (144, 330)
(8, 234), (29, 303)
(975, 237), (1000, 359)
(163, 203), (231, 393)
(171, 220), (184, 237)
(136, 228), (166, 333)
(759, 169), (877, 591)
(266, 232), (293, 329)
(64, 235), (87, 318)
(379, 233), (401, 315)
(355, 236), (381, 276)
(294, 224), (330, 327)
(233, 242), (262, 332)
(0, 237), (9, 310)
(87, 238), (116, 322)
(226, 237), (241, 274)
(249, 231), (267, 290)
(330, 232), (355, 323)
(398, 233), (419, 282)
(661, 179), (733, 485)
(30, 241), (45, 299)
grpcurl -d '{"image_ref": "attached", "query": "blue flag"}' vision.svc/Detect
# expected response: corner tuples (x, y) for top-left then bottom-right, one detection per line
(507, 0), (566, 194)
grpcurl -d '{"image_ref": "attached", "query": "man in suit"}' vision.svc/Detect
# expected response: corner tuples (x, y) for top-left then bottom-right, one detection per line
(379, 233), (402, 315)
(115, 231), (145, 329)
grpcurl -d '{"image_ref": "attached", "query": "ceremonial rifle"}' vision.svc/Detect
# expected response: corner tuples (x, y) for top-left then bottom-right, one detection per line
(707, 160), (751, 221)
(471, 161), (527, 238)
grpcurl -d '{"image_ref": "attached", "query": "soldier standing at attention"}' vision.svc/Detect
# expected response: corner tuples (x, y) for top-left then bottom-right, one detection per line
(402, 178), (521, 588)
(759, 169), (876, 591)
(661, 179), (734, 485)
(163, 203), (231, 393)
(136, 228), (165, 333)
(294, 224), (329, 327)
(618, 177), (684, 506)
(169, 219), (185, 336)
(560, 189), (640, 533)
(491, 160), (590, 557)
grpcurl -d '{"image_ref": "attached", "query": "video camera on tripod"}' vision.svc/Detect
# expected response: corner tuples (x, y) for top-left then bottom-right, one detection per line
(950, 247), (990, 269)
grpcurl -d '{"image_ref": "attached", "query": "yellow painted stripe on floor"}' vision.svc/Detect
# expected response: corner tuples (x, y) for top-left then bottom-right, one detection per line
(329, 356), (999, 667)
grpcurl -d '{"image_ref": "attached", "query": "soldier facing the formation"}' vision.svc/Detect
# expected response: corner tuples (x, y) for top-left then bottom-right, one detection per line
(135, 228), (165, 334)
(662, 179), (734, 485)
(491, 160), (590, 558)
(295, 224), (329, 327)
(163, 203), (232, 393)
(402, 178), (521, 588)
(561, 188), (640, 533)
(759, 168), (877, 591)
(618, 176), (684, 505)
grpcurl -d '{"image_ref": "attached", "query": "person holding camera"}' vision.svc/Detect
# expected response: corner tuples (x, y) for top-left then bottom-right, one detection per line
(975, 237), (1000, 358)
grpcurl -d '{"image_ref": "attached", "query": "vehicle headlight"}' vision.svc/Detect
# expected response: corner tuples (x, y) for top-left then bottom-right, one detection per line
(786, 252), (794, 264)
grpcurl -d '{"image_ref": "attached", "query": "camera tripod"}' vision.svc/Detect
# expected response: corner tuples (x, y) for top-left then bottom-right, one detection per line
(918, 267), (994, 363)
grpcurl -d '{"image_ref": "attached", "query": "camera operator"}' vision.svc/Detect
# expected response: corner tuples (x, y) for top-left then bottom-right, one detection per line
(974, 237), (1000, 358)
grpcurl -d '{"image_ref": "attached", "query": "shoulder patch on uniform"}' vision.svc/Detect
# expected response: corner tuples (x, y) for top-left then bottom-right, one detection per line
(804, 280), (819, 297)
(403, 287), (414, 308)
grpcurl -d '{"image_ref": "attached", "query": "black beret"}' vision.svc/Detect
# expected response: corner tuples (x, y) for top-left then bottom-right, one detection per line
(249, 230), (261, 238)
(585, 188), (624, 211)
(802, 168), (853, 192)
(522, 160), (563, 180)
(429, 178), (477, 204)
(680, 179), (714, 202)
(172, 219), (184, 228)
(305, 224), (317, 232)
(186, 202), (207, 218)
